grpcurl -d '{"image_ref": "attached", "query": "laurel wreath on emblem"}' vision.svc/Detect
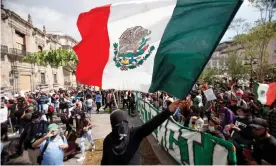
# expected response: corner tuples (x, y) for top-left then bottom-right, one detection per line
(113, 26), (155, 71)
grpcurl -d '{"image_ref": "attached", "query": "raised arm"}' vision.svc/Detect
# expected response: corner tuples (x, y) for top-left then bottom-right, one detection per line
(135, 100), (180, 138)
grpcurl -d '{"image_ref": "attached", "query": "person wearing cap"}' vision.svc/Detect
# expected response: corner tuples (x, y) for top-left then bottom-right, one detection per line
(243, 118), (276, 165)
(236, 92), (247, 109)
(101, 100), (182, 165)
(32, 123), (68, 165)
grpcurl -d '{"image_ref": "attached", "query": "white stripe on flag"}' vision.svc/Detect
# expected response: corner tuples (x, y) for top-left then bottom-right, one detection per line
(257, 83), (269, 105)
(212, 144), (228, 165)
(102, 0), (177, 91)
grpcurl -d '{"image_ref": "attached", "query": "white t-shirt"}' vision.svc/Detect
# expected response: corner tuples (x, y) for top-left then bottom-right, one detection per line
(86, 99), (93, 108)
(0, 107), (8, 123)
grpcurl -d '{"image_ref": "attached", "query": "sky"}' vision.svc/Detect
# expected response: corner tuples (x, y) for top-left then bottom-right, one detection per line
(4, 0), (260, 42)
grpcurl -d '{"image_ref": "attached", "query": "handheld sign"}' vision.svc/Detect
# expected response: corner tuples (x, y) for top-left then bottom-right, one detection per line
(203, 88), (217, 101)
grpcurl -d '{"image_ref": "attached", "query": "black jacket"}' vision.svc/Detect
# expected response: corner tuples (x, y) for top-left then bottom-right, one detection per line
(101, 109), (172, 165)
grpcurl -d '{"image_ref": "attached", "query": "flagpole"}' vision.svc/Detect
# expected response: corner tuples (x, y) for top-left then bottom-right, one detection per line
(112, 90), (118, 109)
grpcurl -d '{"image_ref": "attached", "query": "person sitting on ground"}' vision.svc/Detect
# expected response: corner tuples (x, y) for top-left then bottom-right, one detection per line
(101, 100), (182, 165)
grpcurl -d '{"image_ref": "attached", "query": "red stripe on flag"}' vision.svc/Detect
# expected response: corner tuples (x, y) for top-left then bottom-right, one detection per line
(73, 5), (111, 87)
(267, 82), (276, 105)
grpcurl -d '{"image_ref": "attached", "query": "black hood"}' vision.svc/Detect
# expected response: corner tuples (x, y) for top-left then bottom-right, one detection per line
(110, 110), (130, 155)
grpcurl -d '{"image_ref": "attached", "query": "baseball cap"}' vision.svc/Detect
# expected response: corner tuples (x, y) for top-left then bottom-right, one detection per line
(166, 98), (174, 103)
(48, 123), (59, 131)
(249, 118), (269, 129)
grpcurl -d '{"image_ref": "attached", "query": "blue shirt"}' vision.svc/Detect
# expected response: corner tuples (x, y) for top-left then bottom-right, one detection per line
(39, 135), (67, 165)
(40, 97), (48, 105)
(95, 94), (101, 103)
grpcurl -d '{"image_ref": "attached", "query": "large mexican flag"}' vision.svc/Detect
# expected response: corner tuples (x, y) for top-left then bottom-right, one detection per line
(73, 0), (242, 99)
(253, 82), (276, 106)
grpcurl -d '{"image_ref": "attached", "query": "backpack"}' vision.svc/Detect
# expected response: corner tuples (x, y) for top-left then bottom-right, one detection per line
(24, 121), (48, 150)
(48, 105), (54, 113)
(1, 138), (21, 165)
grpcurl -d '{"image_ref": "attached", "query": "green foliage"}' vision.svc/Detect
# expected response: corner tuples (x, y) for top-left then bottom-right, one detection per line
(23, 49), (78, 73)
(226, 51), (248, 79)
(234, 21), (276, 81)
(199, 69), (218, 84)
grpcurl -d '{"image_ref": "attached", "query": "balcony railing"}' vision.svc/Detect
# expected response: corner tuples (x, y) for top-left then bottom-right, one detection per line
(8, 48), (30, 56)
(1, 45), (8, 54)
(62, 45), (72, 50)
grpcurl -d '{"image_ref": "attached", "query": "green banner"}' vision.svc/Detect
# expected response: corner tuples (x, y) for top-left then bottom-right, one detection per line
(136, 97), (237, 165)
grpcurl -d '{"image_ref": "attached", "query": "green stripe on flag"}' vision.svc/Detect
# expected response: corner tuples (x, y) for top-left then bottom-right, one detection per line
(149, 0), (242, 99)
(253, 82), (259, 99)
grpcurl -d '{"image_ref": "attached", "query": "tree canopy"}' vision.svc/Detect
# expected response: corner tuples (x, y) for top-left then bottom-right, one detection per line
(233, 21), (276, 81)
(23, 49), (78, 73)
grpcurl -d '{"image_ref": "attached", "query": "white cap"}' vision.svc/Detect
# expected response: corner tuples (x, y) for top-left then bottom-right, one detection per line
(166, 98), (174, 103)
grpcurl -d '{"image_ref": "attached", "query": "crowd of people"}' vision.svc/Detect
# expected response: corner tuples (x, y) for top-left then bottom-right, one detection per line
(140, 80), (276, 165)
(0, 87), (137, 165)
(0, 79), (275, 165)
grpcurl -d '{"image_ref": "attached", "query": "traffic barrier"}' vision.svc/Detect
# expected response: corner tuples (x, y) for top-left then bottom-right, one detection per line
(136, 97), (237, 165)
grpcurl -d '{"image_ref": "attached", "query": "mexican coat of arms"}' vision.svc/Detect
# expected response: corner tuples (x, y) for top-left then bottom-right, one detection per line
(113, 26), (155, 71)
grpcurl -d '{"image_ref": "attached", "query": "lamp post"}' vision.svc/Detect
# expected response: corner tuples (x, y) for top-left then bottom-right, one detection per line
(244, 56), (257, 88)
(12, 68), (19, 93)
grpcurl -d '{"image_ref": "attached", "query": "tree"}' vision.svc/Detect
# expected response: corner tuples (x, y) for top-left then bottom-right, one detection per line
(229, 18), (251, 36)
(234, 21), (276, 81)
(199, 68), (218, 84)
(23, 49), (78, 74)
(248, 0), (276, 23)
(226, 50), (248, 79)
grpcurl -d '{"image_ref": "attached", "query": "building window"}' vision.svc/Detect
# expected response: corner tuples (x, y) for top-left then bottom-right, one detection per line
(41, 73), (46, 84)
(53, 74), (57, 84)
(15, 31), (26, 53)
(38, 46), (43, 52)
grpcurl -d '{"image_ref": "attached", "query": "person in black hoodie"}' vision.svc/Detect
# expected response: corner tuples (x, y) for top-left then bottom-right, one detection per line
(227, 107), (253, 164)
(101, 100), (181, 165)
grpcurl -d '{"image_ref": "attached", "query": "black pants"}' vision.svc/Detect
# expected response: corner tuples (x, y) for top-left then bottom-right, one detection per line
(128, 103), (135, 115)
(96, 102), (101, 112)
(104, 103), (112, 112)
(46, 113), (53, 124)
(123, 99), (128, 109)
(1, 122), (8, 140)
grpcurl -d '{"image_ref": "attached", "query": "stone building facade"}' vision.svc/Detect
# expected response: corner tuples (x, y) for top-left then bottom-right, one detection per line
(1, 7), (78, 94)
(206, 39), (276, 70)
